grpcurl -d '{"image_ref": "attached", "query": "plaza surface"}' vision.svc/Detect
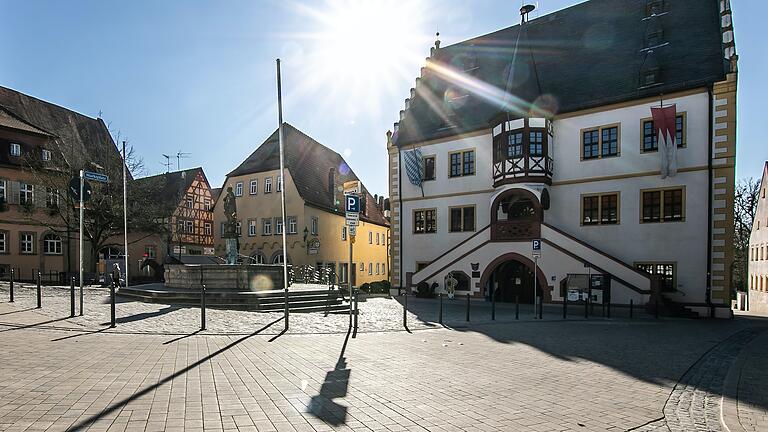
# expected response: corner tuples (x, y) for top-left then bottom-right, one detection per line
(0, 283), (766, 432)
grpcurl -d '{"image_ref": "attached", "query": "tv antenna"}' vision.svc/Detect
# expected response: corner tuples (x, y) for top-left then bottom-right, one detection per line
(161, 154), (171, 173)
(176, 151), (191, 171)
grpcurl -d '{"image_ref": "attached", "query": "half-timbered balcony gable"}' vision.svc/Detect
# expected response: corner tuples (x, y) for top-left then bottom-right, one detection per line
(492, 117), (553, 187)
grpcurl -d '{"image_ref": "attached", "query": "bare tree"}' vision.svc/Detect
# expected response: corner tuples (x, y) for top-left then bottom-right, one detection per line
(733, 177), (760, 292)
(20, 136), (167, 274)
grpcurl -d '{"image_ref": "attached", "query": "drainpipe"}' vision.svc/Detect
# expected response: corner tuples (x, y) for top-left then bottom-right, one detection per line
(706, 86), (714, 317)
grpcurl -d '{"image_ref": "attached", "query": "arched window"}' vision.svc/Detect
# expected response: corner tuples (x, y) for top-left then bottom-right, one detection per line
(251, 252), (266, 264)
(497, 195), (537, 221)
(450, 271), (470, 292)
(271, 251), (290, 264)
(43, 233), (62, 255)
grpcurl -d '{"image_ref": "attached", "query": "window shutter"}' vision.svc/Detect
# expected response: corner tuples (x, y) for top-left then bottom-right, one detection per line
(8, 181), (19, 204)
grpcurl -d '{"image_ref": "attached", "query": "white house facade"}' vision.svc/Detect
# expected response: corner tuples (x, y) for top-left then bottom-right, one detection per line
(387, 0), (737, 318)
(748, 163), (768, 314)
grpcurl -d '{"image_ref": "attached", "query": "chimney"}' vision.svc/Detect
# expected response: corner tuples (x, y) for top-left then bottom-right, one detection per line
(520, 4), (536, 24)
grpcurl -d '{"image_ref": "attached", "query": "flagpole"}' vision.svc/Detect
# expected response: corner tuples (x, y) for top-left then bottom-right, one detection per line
(276, 59), (289, 331)
(122, 141), (129, 289)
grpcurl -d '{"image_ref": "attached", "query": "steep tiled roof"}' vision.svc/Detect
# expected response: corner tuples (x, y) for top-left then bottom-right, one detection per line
(228, 124), (389, 227)
(395, 0), (728, 146)
(134, 167), (207, 208)
(0, 85), (123, 174)
(0, 107), (55, 137)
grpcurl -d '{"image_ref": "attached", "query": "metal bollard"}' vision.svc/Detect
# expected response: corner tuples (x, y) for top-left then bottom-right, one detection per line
(403, 289), (408, 328)
(491, 286), (496, 321)
(585, 295), (589, 319)
(630, 299), (634, 318)
(538, 296), (543, 319)
(607, 298), (611, 318)
(70, 277), (76, 317)
(9, 268), (14, 303)
(109, 282), (116, 328)
(36, 271), (41, 309)
(466, 293), (470, 322)
(563, 296), (567, 319)
(515, 294), (519, 320)
(438, 292), (443, 325)
(655, 298), (659, 319)
(201, 284), (207, 330)
(353, 291), (358, 331)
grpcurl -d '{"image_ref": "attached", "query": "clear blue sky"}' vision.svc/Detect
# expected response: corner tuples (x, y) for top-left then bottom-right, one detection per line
(1, 0), (765, 196)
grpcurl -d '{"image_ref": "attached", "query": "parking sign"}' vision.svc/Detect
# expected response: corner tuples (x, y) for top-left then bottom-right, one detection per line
(345, 194), (360, 213)
(532, 239), (541, 258)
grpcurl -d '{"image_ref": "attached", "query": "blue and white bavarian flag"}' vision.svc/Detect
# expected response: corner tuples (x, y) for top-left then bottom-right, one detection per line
(403, 148), (424, 186)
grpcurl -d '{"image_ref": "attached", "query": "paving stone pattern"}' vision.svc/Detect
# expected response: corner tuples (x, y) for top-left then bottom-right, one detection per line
(632, 327), (767, 432)
(1, 286), (767, 431)
(731, 331), (768, 432)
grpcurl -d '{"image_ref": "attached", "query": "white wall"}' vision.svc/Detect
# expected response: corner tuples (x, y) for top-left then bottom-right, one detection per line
(397, 90), (712, 306)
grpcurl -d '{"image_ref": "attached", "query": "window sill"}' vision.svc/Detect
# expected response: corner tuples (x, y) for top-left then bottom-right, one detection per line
(640, 219), (686, 224)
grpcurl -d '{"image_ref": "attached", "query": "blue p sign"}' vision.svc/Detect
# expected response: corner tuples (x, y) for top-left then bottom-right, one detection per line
(532, 239), (541, 251)
(345, 194), (360, 213)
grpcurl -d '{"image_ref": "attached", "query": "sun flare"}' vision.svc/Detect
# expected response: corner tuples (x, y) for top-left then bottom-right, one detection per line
(287, 0), (433, 119)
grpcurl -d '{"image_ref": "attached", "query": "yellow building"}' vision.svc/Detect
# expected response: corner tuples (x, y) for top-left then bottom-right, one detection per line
(213, 123), (390, 287)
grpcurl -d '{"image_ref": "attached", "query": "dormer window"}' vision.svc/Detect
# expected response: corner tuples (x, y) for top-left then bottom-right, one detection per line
(645, 0), (664, 17)
(41, 149), (52, 161)
(10, 143), (21, 157)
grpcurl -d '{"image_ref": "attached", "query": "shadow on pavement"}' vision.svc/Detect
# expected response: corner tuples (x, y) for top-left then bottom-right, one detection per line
(0, 316), (71, 333)
(111, 305), (177, 325)
(307, 327), (351, 426)
(64, 316), (284, 432)
(398, 295), (768, 411)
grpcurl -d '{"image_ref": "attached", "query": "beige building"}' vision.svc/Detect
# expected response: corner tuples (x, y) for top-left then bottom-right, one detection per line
(213, 123), (389, 287)
(748, 162), (768, 314)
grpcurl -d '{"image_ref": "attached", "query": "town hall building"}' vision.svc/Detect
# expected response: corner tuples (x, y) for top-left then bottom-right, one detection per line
(388, 0), (737, 317)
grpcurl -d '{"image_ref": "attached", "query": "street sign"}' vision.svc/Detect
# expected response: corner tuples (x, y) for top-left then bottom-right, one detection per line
(345, 216), (359, 226)
(348, 226), (357, 236)
(68, 177), (92, 202)
(532, 239), (542, 258)
(345, 194), (360, 213)
(343, 180), (361, 194)
(83, 171), (108, 183)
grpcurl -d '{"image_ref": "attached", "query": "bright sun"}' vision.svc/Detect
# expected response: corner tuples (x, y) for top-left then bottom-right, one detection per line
(288, 0), (433, 119)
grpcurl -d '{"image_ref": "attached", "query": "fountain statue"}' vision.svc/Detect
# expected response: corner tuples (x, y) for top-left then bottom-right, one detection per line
(222, 186), (239, 264)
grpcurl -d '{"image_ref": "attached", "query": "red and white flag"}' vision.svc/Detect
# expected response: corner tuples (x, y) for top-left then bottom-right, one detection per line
(651, 104), (677, 178)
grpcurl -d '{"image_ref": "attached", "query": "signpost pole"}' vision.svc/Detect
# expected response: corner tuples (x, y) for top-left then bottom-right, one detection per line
(79, 169), (84, 316)
(349, 233), (353, 327)
(122, 141), (129, 289)
(534, 256), (538, 319)
(276, 59), (289, 332)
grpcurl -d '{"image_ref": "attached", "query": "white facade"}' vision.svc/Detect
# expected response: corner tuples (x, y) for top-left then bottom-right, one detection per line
(393, 90), (728, 317)
(748, 164), (768, 314)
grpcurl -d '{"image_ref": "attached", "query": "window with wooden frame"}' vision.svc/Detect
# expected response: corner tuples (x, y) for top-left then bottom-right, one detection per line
(0, 230), (6, 253)
(581, 193), (619, 225)
(641, 187), (685, 223)
(235, 182), (243, 197)
(413, 208), (437, 234)
(449, 149), (474, 177)
(449, 205), (476, 232)
(249, 179), (258, 195)
(581, 124), (620, 160)
(641, 112), (686, 152)
(423, 155), (436, 181)
(248, 219), (257, 236)
(529, 131), (544, 157)
(20, 232), (35, 254)
(264, 178), (272, 193)
(262, 218), (272, 235)
(636, 262), (676, 292)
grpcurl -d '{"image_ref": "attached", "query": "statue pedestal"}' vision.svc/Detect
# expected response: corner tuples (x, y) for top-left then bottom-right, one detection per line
(224, 237), (238, 265)
(164, 264), (285, 291)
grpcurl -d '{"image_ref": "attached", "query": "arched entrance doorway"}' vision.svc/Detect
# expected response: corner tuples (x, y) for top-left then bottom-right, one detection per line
(480, 253), (549, 304)
(491, 260), (536, 303)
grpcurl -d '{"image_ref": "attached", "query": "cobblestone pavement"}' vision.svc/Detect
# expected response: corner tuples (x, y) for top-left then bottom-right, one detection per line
(1, 300), (768, 432)
(722, 330), (768, 432)
(0, 283), (648, 336)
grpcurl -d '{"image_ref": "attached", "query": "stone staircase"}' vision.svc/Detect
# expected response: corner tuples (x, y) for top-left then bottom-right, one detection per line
(118, 285), (350, 313)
